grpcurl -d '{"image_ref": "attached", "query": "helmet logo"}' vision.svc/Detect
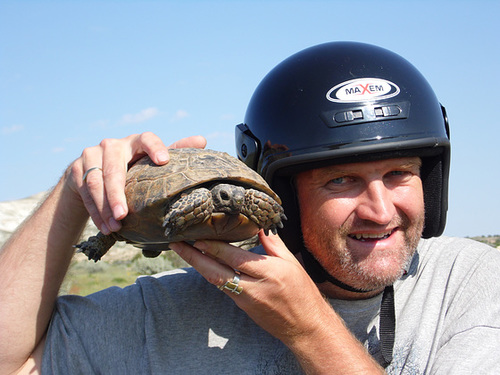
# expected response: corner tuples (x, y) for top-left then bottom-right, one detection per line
(326, 78), (400, 103)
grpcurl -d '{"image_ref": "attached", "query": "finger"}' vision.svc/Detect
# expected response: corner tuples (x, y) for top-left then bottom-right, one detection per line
(79, 146), (114, 234)
(102, 132), (169, 221)
(100, 138), (130, 222)
(168, 135), (207, 150)
(128, 132), (170, 165)
(258, 231), (300, 264)
(132, 134), (207, 164)
(170, 242), (238, 288)
(193, 240), (268, 279)
(128, 133), (207, 166)
(71, 163), (109, 235)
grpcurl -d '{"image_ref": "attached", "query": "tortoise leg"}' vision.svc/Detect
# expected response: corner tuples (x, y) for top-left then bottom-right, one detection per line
(242, 189), (287, 235)
(142, 249), (162, 258)
(162, 188), (213, 238)
(74, 232), (117, 262)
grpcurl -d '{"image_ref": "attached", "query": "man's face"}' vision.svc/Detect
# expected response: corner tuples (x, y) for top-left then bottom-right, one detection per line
(295, 157), (424, 293)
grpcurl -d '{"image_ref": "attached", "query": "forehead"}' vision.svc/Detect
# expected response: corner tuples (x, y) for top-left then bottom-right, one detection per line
(298, 156), (422, 179)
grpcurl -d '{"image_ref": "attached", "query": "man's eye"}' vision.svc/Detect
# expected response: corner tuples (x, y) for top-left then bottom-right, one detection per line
(387, 170), (413, 182)
(390, 170), (413, 177)
(329, 177), (347, 185)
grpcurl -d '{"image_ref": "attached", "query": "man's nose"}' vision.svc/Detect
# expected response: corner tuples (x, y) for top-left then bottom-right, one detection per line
(355, 180), (396, 225)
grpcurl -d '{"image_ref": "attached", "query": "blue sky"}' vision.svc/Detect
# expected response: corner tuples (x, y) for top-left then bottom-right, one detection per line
(1, 0), (499, 237)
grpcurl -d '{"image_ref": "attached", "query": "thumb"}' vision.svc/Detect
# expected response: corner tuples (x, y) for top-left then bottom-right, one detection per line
(259, 230), (300, 263)
(169, 135), (207, 150)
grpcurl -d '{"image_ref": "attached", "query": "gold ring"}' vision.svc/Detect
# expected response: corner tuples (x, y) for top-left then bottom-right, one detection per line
(218, 272), (243, 295)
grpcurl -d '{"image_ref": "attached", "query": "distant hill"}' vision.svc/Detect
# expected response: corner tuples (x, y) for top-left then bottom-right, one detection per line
(2, 191), (499, 296)
(0, 192), (190, 295)
(2, 192), (499, 255)
(0, 192), (140, 262)
(468, 235), (500, 248)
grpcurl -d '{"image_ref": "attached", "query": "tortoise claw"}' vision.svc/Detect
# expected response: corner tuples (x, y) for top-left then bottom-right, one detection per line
(74, 232), (116, 262)
(164, 226), (172, 238)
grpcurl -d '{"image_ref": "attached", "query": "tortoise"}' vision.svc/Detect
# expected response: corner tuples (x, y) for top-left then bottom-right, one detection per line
(75, 148), (286, 262)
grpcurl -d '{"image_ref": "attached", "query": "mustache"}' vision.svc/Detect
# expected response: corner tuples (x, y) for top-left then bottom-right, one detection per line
(339, 212), (414, 236)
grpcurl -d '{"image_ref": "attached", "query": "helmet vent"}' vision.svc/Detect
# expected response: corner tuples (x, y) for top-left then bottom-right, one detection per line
(374, 105), (401, 117)
(334, 109), (363, 123)
(321, 101), (410, 128)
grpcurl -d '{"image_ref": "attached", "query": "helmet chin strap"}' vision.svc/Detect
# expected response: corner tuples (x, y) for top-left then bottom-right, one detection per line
(299, 247), (377, 293)
(299, 247), (395, 367)
(300, 247), (395, 366)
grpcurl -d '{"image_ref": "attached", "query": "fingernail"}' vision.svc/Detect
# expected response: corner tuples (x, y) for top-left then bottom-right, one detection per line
(113, 204), (126, 220)
(101, 223), (111, 235)
(108, 218), (122, 232)
(157, 151), (169, 163)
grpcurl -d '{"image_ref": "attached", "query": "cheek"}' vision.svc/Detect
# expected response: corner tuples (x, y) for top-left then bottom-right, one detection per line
(295, 175), (355, 236)
(299, 194), (351, 232)
(394, 183), (424, 220)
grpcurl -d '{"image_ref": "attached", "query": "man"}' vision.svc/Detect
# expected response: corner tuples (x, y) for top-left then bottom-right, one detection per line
(1, 42), (499, 374)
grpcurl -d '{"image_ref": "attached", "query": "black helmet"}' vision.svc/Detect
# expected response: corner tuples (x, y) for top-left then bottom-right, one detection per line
(235, 41), (450, 259)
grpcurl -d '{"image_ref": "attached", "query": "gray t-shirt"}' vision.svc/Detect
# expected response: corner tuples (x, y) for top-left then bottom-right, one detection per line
(42, 237), (500, 374)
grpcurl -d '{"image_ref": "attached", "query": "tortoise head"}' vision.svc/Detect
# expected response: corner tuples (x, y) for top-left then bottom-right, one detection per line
(211, 184), (245, 214)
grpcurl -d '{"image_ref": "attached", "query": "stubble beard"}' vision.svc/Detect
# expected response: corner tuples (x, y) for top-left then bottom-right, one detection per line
(302, 212), (425, 292)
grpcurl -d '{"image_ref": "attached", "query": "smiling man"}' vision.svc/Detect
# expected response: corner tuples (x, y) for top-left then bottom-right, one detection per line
(230, 41), (500, 371)
(295, 157), (424, 295)
(2, 42), (500, 375)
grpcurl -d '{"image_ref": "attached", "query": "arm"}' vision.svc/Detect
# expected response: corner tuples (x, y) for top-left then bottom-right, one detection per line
(170, 232), (384, 374)
(0, 177), (88, 374)
(0, 132), (206, 375)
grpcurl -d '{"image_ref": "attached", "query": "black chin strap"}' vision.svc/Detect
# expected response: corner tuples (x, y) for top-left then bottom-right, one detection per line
(380, 284), (395, 368)
(300, 248), (395, 367)
(300, 248), (373, 293)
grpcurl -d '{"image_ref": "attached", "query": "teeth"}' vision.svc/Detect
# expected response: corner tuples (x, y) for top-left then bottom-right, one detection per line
(351, 231), (392, 241)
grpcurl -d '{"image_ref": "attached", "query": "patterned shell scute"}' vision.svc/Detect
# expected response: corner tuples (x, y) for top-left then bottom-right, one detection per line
(75, 147), (286, 260)
(125, 148), (280, 212)
(117, 148), (281, 244)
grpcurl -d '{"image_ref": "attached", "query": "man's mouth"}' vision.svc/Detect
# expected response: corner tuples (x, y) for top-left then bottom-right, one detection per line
(348, 229), (396, 242)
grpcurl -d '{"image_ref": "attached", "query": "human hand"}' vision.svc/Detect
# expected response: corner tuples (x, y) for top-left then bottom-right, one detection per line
(169, 231), (334, 346)
(66, 132), (207, 235)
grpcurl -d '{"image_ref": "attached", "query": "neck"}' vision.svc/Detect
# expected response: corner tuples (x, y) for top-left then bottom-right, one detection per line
(317, 281), (384, 300)
(295, 251), (384, 300)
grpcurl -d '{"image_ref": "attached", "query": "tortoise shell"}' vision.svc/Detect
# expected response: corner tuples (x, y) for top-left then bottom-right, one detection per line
(120, 148), (281, 246)
(76, 148), (285, 261)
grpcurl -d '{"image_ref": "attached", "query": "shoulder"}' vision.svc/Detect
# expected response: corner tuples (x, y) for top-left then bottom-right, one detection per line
(138, 244), (266, 293)
(391, 238), (500, 374)
(412, 236), (500, 273)
(400, 236), (500, 300)
(418, 235), (496, 254)
(134, 266), (215, 303)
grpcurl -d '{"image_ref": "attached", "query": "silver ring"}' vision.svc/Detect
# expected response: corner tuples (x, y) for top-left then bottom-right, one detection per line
(218, 272), (243, 295)
(82, 167), (103, 183)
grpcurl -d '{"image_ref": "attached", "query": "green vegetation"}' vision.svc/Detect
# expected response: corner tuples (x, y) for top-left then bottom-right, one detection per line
(59, 235), (500, 297)
(469, 235), (500, 248)
(60, 251), (189, 296)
